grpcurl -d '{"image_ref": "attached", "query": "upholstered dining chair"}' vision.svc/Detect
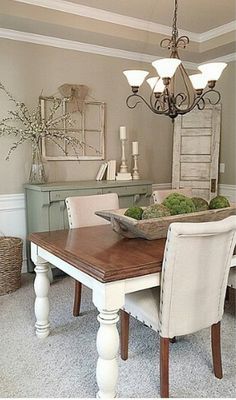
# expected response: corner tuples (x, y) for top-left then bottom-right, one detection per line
(228, 256), (236, 289)
(65, 193), (119, 316)
(152, 187), (192, 204)
(120, 216), (236, 398)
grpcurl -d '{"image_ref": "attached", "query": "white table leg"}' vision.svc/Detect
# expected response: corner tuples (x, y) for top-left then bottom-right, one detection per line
(96, 309), (120, 398)
(34, 261), (50, 339)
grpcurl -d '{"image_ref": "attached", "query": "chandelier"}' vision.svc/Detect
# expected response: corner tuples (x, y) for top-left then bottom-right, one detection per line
(123, 0), (227, 119)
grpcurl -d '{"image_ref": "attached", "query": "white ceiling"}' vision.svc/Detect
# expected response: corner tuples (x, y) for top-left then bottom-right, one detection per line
(69, 0), (236, 33)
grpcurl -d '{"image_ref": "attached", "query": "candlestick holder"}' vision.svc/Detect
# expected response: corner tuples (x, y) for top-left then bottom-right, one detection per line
(116, 138), (132, 180)
(132, 153), (140, 180)
(120, 139), (128, 173)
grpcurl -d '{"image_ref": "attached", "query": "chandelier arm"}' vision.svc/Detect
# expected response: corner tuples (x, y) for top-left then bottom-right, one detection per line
(175, 93), (187, 107)
(150, 90), (169, 113)
(179, 64), (192, 107)
(155, 94), (168, 111)
(196, 98), (205, 110)
(173, 89), (221, 115)
(126, 93), (170, 115)
(202, 89), (221, 105)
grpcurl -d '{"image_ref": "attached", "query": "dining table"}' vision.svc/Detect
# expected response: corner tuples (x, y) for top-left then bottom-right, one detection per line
(29, 224), (166, 398)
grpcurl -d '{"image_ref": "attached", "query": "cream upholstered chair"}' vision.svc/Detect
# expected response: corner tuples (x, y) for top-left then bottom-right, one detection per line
(228, 256), (236, 289)
(120, 216), (236, 398)
(65, 193), (119, 316)
(152, 187), (192, 204)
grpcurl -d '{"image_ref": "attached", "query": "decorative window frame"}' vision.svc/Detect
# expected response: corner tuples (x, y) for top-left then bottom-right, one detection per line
(40, 96), (105, 161)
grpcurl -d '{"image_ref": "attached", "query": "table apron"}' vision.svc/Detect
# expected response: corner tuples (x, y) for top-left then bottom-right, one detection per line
(31, 243), (161, 310)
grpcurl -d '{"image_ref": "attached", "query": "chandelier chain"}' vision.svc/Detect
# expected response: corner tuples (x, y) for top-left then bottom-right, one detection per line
(172, 0), (178, 42)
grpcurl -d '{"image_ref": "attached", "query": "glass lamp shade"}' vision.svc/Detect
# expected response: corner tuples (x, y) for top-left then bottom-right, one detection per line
(189, 73), (208, 90)
(147, 77), (165, 93)
(198, 62), (227, 81)
(123, 70), (149, 87)
(152, 58), (181, 78)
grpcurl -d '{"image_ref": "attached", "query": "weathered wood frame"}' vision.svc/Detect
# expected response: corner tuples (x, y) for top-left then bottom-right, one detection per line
(40, 96), (105, 161)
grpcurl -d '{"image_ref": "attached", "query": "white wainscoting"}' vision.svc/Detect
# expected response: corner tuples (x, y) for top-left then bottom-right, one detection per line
(0, 193), (27, 272)
(0, 185), (235, 274)
(218, 184), (236, 203)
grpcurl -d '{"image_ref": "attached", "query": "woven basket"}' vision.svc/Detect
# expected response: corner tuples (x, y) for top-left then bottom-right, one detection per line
(0, 237), (23, 296)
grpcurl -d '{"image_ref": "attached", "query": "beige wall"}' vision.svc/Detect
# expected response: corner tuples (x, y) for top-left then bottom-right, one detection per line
(0, 38), (235, 195)
(0, 38), (172, 194)
(217, 61), (236, 185)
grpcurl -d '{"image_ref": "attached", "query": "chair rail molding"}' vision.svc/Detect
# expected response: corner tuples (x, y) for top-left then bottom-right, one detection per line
(153, 183), (236, 203)
(218, 184), (236, 203)
(0, 193), (27, 272)
(152, 183), (172, 191)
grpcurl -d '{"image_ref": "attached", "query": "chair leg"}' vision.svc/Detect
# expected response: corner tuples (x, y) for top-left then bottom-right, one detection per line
(73, 280), (82, 317)
(160, 336), (169, 398)
(120, 309), (129, 360)
(211, 321), (223, 379)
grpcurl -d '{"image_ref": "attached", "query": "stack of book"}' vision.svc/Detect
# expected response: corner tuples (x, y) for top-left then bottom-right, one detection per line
(95, 160), (116, 181)
(95, 162), (107, 181)
(107, 160), (116, 180)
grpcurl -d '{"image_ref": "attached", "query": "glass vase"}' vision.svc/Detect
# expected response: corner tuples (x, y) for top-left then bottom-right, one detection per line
(29, 146), (47, 184)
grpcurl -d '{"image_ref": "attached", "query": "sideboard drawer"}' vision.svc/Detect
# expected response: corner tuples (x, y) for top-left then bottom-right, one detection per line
(50, 188), (102, 202)
(102, 185), (148, 196)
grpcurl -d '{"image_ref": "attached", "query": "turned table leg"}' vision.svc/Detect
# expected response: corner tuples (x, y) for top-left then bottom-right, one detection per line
(96, 309), (120, 398)
(34, 261), (50, 339)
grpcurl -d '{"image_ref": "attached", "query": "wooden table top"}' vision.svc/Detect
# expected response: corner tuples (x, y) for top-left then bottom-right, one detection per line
(29, 225), (166, 283)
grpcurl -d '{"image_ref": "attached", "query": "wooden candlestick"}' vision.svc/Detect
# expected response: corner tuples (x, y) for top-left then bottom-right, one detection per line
(132, 154), (140, 180)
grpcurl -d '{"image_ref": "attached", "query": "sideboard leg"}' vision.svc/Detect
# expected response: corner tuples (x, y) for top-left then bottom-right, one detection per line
(96, 309), (119, 398)
(34, 261), (50, 338)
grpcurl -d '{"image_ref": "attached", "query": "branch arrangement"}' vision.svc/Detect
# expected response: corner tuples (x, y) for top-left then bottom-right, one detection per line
(0, 83), (89, 160)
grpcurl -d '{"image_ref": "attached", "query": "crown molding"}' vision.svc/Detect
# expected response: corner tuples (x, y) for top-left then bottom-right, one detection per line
(199, 21), (236, 42)
(0, 28), (197, 69)
(13, 0), (236, 44)
(207, 53), (236, 63)
(14, 0), (236, 43)
(14, 0), (198, 41)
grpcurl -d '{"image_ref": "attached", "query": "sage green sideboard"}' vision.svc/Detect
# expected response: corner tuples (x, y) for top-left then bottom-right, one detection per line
(24, 179), (152, 271)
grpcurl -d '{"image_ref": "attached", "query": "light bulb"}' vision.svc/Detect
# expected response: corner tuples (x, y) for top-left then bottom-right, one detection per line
(123, 70), (149, 87)
(152, 58), (181, 78)
(198, 62), (227, 81)
(189, 73), (208, 90)
(147, 77), (165, 93)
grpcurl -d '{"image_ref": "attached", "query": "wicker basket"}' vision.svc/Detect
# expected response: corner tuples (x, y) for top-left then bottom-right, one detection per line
(0, 236), (23, 296)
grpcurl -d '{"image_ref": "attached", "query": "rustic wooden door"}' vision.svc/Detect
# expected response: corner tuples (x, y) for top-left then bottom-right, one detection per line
(172, 105), (221, 201)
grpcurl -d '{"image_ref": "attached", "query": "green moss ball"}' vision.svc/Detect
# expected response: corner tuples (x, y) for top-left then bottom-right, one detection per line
(142, 204), (171, 219)
(191, 197), (209, 212)
(209, 195), (230, 209)
(124, 206), (144, 220)
(162, 192), (196, 215)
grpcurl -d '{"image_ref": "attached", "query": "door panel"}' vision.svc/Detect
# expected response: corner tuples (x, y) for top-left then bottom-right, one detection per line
(172, 105), (221, 201)
(181, 109), (212, 128)
(181, 163), (210, 180)
(181, 136), (211, 154)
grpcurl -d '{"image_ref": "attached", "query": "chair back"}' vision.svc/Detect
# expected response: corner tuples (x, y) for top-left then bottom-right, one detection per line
(65, 193), (119, 228)
(152, 188), (192, 204)
(159, 216), (236, 338)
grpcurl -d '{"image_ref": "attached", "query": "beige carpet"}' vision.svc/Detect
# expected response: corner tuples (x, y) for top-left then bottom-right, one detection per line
(0, 273), (235, 398)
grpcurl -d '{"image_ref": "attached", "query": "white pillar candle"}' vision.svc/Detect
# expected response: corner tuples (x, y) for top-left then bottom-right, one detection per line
(119, 126), (126, 140)
(132, 141), (139, 155)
